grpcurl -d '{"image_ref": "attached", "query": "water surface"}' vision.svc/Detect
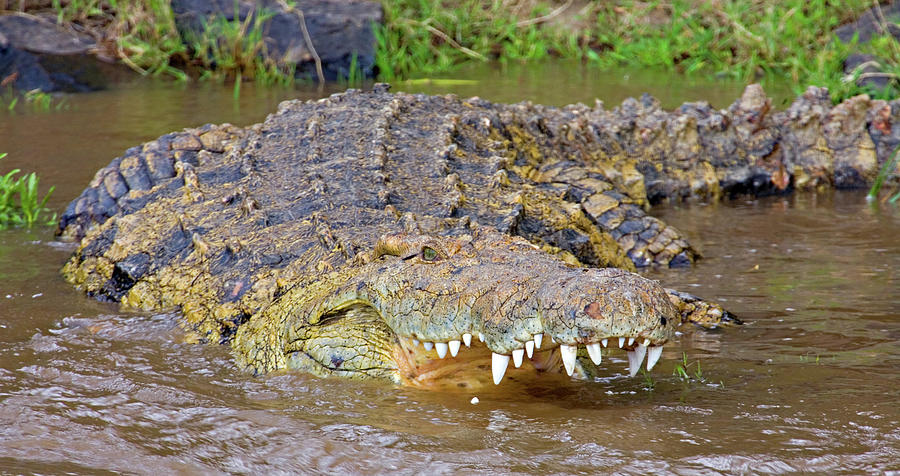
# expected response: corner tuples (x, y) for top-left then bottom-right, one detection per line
(0, 64), (897, 474)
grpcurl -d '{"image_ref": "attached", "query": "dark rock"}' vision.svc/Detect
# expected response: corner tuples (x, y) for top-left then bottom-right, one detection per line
(835, 3), (900, 44)
(834, 4), (900, 95)
(171, 0), (382, 81)
(0, 14), (120, 92)
(843, 53), (891, 91)
(0, 14), (94, 55)
(0, 42), (55, 91)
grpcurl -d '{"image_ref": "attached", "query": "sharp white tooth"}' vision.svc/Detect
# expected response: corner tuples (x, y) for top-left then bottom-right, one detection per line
(601, 338), (608, 348)
(462, 333), (472, 347)
(448, 340), (461, 357)
(412, 339), (419, 346)
(492, 353), (510, 385)
(627, 344), (647, 377)
(423, 342), (433, 351)
(478, 333), (485, 342)
(551, 336), (556, 343)
(643, 339), (650, 347)
(586, 343), (602, 365)
(525, 340), (534, 358)
(618, 337), (625, 348)
(435, 342), (448, 358)
(626, 350), (640, 377)
(560, 344), (577, 376)
(627, 337), (635, 346)
(533, 333), (543, 348)
(646, 345), (663, 371)
(636, 343), (647, 362)
(512, 348), (524, 368)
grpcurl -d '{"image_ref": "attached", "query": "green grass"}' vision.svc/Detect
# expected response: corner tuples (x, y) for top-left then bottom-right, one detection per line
(52, 0), (106, 23)
(0, 153), (57, 229)
(375, 0), (898, 102)
(184, 3), (294, 86)
(38, 0), (900, 101)
(49, 0), (293, 87)
(52, 0), (187, 80)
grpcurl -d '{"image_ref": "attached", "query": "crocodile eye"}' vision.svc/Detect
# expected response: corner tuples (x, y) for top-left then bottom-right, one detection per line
(422, 247), (438, 261)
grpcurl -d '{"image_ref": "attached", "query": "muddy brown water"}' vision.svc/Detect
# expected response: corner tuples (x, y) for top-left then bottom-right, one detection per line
(1, 63), (898, 474)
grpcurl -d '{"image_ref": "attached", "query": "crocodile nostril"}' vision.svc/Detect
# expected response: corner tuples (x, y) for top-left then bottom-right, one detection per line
(660, 316), (667, 326)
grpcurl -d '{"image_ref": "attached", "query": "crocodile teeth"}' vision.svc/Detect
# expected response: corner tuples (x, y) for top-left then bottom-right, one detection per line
(435, 342), (448, 358)
(618, 337), (625, 348)
(601, 338), (608, 348)
(462, 333), (472, 347)
(643, 339), (650, 347)
(525, 340), (534, 358)
(626, 344), (648, 377)
(423, 342), (434, 351)
(512, 348), (524, 368)
(478, 333), (485, 342)
(635, 343), (647, 364)
(646, 345), (663, 371)
(560, 344), (577, 376)
(586, 343), (602, 365)
(412, 339), (419, 347)
(448, 340), (461, 357)
(492, 353), (510, 385)
(534, 334), (543, 348)
(627, 337), (635, 346)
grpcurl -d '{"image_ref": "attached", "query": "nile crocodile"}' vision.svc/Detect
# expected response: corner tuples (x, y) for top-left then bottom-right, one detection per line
(58, 83), (899, 388)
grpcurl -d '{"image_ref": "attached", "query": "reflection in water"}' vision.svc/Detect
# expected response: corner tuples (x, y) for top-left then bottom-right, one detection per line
(0, 68), (897, 473)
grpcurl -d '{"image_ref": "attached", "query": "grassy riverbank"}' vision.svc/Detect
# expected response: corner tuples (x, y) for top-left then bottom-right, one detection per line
(378, 0), (899, 101)
(8, 1), (900, 101)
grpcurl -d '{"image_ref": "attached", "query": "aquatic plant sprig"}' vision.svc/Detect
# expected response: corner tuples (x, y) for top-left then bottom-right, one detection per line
(867, 146), (900, 204)
(2, 89), (65, 113)
(673, 352), (705, 383)
(0, 153), (57, 229)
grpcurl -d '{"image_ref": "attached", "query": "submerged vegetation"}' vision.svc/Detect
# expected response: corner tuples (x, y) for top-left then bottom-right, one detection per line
(673, 353), (704, 382)
(868, 146), (900, 204)
(1, 88), (65, 113)
(2, 0), (897, 102)
(0, 153), (57, 229)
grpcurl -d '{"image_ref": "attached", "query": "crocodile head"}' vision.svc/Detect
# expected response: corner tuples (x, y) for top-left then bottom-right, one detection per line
(233, 230), (677, 389)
